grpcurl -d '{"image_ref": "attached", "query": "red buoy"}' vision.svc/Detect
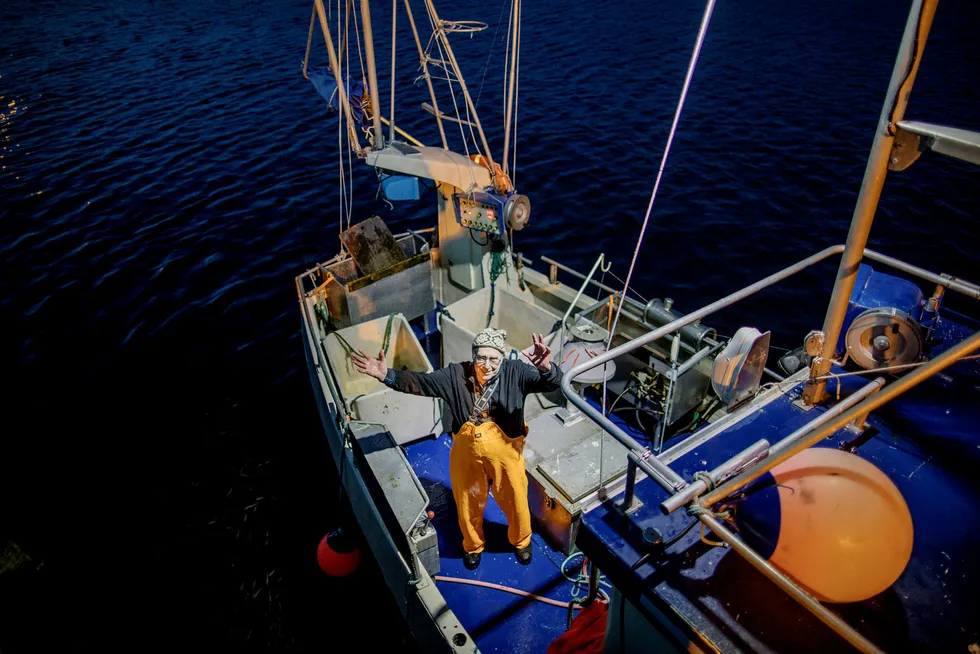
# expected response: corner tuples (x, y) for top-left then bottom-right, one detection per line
(317, 527), (362, 577)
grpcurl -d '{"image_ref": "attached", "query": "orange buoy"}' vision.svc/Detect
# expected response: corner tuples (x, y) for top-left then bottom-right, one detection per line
(316, 527), (362, 577)
(734, 447), (913, 603)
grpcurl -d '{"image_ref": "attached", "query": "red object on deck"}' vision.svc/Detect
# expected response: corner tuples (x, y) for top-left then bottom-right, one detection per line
(547, 599), (607, 654)
(316, 528), (362, 577)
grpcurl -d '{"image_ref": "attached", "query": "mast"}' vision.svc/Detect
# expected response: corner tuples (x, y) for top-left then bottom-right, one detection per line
(802, 0), (939, 405)
(502, 0), (519, 176)
(360, 0), (385, 149)
(313, 0), (361, 152)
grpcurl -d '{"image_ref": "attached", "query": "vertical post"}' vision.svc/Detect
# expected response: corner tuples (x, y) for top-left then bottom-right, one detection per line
(359, 0), (385, 149)
(502, 0), (519, 175)
(804, 0), (938, 404)
(389, 0), (397, 142)
(423, 0), (498, 180)
(314, 0), (362, 151)
(303, 5), (316, 79)
(620, 457), (638, 513)
(403, 0), (448, 149)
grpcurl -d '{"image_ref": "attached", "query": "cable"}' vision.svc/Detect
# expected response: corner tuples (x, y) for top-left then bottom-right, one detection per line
(468, 228), (490, 246)
(434, 575), (584, 609)
(607, 0), (717, 353)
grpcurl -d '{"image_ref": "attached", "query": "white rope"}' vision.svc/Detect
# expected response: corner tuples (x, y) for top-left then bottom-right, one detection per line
(425, 10), (471, 158)
(606, 0), (717, 365)
(474, 0), (509, 108)
(350, 1), (371, 145)
(814, 353), (980, 382)
(348, 0), (363, 229)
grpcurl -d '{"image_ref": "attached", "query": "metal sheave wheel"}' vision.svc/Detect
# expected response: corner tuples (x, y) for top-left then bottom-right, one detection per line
(844, 307), (922, 370)
(503, 194), (531, 231)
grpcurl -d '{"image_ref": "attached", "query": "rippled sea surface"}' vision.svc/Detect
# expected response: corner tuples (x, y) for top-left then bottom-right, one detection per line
(1, 0), (977, 651)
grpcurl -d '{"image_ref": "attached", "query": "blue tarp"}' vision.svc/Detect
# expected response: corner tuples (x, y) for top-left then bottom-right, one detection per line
(307, 65), (368, 129)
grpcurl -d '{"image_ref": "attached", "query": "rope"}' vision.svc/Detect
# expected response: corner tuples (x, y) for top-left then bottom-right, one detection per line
(692, 470), (715, 492)
(434, 575), (584, 610)
(474, 0), (509, 108)
(486, 248), (507, 327)
(560, 551), (611, 603)
(423, 4), (473, 158)
(331, 314), (395, 357)
(606, 0), (717, 351)
(687, 504), (732, 548)
(812, 353), (980, 383)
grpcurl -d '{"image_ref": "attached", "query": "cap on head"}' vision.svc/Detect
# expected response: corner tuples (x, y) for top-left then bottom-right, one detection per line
(473, 327), (507, 356)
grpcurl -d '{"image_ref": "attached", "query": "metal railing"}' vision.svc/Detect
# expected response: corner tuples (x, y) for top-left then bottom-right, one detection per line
(560, 241), (980, 653)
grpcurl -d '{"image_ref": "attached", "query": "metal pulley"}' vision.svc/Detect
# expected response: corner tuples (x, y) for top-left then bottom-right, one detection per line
(844, 307), (922, 370)
(503, 193), (531, 231)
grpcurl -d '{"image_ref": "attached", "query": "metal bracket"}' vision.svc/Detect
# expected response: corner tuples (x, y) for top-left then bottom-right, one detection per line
(888, 126), (923, 171)
(792, 396), (819, 413)
(554, 406), (587, 428)
(610, 494), (644, 516)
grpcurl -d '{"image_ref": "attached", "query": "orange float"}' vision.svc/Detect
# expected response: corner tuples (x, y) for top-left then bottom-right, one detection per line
(734, 447), (913, 603)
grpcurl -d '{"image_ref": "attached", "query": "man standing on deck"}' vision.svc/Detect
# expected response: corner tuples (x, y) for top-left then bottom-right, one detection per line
(351, 327), (562, 570)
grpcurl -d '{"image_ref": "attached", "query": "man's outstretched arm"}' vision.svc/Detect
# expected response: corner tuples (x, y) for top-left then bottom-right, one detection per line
(351, 349), (455, 401)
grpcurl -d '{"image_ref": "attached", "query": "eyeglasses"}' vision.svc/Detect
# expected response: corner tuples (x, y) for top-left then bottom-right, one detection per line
(474, 354), (502, 366)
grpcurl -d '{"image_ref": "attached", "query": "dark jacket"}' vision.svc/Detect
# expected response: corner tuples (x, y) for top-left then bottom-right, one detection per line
(384, 359), (563, 438)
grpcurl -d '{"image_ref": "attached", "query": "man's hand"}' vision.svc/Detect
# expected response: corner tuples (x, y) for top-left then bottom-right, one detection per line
(351, 349), (388, 381)
(523, 333), (552, 372)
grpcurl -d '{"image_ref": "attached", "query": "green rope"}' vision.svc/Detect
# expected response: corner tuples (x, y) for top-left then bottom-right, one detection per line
(315, 300), (331, 326)
(329, 314), (395, 359)
(487, 249), (508, 327)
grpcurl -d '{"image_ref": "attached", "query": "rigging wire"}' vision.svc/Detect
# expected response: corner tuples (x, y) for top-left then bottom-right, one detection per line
(423, 5), (471, 157)
(344, 0), (355, 227)
(606, 0), (717, 359)
(474, 0), (510, 108)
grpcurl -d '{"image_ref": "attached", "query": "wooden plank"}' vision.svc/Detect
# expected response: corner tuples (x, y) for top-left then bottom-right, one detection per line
(340, 215), (407, 276)
(346, 251), (431, 292)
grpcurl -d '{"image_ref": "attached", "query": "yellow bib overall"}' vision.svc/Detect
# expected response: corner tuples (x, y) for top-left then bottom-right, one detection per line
(449, 420), (532, 554)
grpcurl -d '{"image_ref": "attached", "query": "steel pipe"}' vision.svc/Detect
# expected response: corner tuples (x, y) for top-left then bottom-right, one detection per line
(660, 439), (769, 514)
(805, 0), (938, 404)
(697, 513), (883, 654)
(863, 248), (980, 300)
(673, 341), (723, 378)
(702, 330), (979, 508)
(563, 245), (844, 384)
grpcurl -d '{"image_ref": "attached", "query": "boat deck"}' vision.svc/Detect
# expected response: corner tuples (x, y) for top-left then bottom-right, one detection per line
(399, 327), (580, 653)
(402, 312), (979, 653)
(404, 433), (578, 654)
(578, 314), (980, 652)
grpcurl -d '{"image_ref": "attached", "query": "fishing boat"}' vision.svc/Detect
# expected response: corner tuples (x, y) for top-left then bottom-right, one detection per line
(295, 0), (979, 651)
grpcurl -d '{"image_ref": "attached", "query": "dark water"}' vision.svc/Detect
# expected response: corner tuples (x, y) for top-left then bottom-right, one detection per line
(1, 0), (977, 651)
